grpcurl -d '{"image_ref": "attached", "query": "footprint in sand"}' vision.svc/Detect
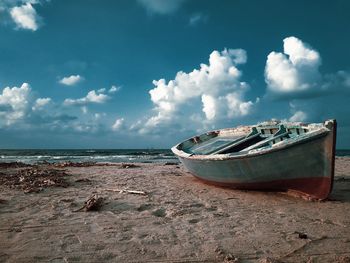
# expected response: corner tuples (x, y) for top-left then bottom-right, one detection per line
(60, 234), (82, 252)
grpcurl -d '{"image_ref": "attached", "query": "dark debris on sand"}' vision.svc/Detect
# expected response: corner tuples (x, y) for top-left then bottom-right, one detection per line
(0, 162), (31, 168)
(164, 162), (179, 166)
(48, 161), (98, 167)
(52, 161), (140, 168)
(0, 166), (70, 193)
(119, 163), (140, 169)
(22, 160), (141, 168)
(37, 160), (123, 168)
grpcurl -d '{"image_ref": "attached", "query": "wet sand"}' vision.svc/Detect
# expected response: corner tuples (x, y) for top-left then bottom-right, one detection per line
(1, 158), (350, 263)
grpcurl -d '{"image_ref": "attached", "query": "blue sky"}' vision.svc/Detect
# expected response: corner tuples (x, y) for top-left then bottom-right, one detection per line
(0, 0), (349, 149)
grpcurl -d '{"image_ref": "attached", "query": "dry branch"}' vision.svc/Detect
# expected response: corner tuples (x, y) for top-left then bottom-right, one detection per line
(105, 188), (148, 195)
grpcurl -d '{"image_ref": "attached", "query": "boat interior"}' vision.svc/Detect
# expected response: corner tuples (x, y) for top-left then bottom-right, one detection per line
(180, 124), (314, 155)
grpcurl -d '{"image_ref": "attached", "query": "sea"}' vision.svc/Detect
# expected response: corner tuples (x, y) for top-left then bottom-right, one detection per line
(0, 149), (349, 165)
(0, 149), (178, 164)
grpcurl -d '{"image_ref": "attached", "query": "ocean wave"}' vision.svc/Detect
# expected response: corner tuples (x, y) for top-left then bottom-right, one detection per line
(0, 149), (178, 164)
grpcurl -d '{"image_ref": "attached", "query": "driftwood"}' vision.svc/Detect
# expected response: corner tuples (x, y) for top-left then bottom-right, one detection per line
(74, 194), (104, 212)
(106, 189), (148, 195)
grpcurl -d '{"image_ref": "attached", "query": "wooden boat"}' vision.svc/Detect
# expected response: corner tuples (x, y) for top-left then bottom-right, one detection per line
(171, 119), (337, 200)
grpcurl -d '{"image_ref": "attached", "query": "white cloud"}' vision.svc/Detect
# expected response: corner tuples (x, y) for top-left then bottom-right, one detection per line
(140, 48), (255, 134)
(0, 83), (49, 126)
(32, 97), (51, 111)
(64, 90), (110, 106)
(265, 36), (321, 94)
(10, 3), (40, 31)
(0, 83), (31, 125)
(112, 118), (125, 131)
(138, 0), (185, 15)
(289, 110), (307, 122)
(95, 85), (120, 95)
(226, 93), (254, 117)
(59, 75), (84, 86)
(201, 94), (217, 120)
(264, 36), (350, 130)
(109, 85), (121, 93)
(0, 82), (113, 137)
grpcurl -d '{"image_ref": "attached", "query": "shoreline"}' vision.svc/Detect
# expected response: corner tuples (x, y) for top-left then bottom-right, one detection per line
(0, 158), (349, 262)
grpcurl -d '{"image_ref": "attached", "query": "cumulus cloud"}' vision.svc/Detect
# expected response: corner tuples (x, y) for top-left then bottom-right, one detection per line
(0, 83), (55, 126)
(32, 97), (51, 111)
(138, 0), (185, 15)
(265, 36), (321, 95)
(0, 1), (49, 31)
(0, 83), (31, 125)
(10, 2), (40, 31)
(63, 90), (110, 106)
(201, 94), (216, 120)
(140, 48), (255, 134)
(59, 75), (84, 86)
(0, 82), (114, 140)
(112, 118), (125, 131)
(264, 36), (350, 117)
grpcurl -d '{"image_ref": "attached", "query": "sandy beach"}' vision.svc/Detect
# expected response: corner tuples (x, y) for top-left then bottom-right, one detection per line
(1, 158), (350, 263)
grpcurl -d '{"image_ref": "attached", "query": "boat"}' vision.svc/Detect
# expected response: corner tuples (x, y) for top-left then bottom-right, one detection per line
(171, 119), (337, 200)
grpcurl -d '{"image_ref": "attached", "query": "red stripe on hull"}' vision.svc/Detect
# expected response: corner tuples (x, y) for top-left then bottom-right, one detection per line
(192, 176), (332, 200)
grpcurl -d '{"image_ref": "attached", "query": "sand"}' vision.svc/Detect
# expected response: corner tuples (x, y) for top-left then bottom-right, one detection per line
(0, 158), (350, 263)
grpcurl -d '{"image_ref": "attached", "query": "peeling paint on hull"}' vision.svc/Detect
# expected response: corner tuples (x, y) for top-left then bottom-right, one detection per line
(172, 120), (337, 200)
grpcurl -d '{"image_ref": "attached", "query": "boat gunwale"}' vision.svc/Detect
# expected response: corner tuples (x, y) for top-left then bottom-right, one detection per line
(172, 126), (331, 162)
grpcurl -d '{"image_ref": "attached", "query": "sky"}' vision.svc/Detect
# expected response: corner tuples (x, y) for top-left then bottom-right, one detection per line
(0, 0), (349, 149)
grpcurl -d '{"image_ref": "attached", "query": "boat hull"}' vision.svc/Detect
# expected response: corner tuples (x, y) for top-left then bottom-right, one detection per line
(175, 121), (336, 200)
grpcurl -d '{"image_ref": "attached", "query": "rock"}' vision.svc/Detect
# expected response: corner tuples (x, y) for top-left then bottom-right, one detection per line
(298, 233), (308, 239)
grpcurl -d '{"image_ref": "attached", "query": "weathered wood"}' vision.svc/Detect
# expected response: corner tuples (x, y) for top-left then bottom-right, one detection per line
(106, 189), (148, 195)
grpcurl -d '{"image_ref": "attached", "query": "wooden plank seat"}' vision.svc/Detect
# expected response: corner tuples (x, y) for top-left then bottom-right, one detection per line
(209, 127), (264, 155)
(240, 125), (290, 152)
